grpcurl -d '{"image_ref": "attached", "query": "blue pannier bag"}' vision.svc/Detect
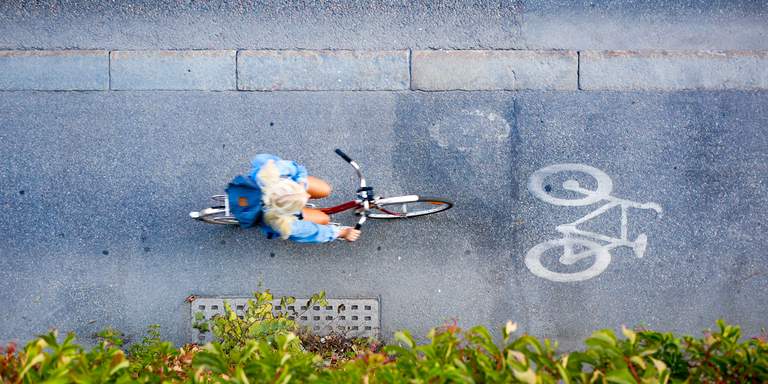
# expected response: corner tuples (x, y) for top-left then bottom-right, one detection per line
(225, 175), (263, 228)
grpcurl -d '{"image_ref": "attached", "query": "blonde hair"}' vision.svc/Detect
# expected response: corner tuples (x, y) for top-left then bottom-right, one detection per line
(258, 160), (308, 239)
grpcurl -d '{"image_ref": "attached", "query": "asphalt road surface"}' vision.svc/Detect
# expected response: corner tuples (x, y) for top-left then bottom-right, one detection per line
(1, 90), (766, 348)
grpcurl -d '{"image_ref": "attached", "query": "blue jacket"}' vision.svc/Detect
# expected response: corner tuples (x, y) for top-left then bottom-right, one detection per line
(227, 154), (340, 243)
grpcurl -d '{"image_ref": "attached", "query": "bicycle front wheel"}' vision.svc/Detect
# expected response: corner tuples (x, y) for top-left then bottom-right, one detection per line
(368, 195), (453, 219)
(528, 164), (613, 207)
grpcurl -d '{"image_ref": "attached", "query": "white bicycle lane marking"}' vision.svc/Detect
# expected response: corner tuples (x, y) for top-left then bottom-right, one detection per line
(525, 164), (663, 282)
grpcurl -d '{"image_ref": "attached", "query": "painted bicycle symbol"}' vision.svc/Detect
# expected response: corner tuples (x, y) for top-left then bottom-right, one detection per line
(525, 164), (663, 282)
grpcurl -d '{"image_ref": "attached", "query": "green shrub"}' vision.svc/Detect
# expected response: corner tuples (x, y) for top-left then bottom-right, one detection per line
(1, 289), (766, 383)
(0, 331), (129, 383)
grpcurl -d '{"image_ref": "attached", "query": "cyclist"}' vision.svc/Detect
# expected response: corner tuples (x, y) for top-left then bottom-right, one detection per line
(231, 154), (361, 243)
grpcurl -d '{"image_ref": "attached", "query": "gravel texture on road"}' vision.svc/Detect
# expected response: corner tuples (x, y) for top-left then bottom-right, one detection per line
(1, 1), (766, 50)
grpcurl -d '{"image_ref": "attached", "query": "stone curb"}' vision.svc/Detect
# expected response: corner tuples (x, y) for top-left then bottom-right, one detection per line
(1, 49), (767, 91)
(0, 50), (108, 90)
(580, 50), (768, 91)
(412, 50), (578, 91)
(237, 50), (409, 91)
(110, 50), (236, 90)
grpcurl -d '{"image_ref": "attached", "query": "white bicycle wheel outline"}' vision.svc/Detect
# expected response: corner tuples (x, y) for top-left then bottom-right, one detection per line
(528, 164), (614, 207)
(524, 238), (612, 282)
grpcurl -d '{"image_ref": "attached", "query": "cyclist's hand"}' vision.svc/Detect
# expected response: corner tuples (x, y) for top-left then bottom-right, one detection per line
(339, 227), (361, 242)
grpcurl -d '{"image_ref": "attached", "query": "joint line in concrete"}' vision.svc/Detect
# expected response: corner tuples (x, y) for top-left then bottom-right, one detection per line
(108, 50), (112, 90)
(576, 51), (581, 91)
(408, 48), (413, 90)
(235, 50), (240, 91)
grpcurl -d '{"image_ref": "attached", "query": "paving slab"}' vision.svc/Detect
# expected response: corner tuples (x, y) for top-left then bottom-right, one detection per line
(1, 90), (766, 349)
(0, 50), (108, 90)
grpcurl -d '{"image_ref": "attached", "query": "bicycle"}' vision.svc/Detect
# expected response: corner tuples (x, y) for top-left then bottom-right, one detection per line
(189, 149), (454, 231)
(525, 164), (663, 282)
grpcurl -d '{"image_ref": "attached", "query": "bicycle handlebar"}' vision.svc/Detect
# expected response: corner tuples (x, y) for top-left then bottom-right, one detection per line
(335, 148), (353, 163)
(335, 149), (369, 231)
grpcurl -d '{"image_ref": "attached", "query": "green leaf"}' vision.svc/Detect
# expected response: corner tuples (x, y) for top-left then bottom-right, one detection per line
(394, 331), (415, 348)
(512, 366), (537, 384)
(622, 326), (637, 346)
(503, 321), (518, 341)
(589, 330), (618, 347)
(108, 359), (130, 376)
(638, 348), (658, 357)
(236, 366), (250, 384)
(507, 350), (527, 364)
(650, 357), (667, 373)
(629, 356), (646, 370)
(555, 363), (571, 384)
(19, 352), (46, 378)
(605, 368), (637, 384)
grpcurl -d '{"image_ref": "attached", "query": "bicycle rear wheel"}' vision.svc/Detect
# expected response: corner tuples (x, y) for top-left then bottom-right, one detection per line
(193, 206), (239, 225)
(368, 196), (453, 219)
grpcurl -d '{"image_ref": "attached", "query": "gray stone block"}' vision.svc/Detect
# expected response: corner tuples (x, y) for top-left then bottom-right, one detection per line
(411, 50), (577, 91)
(0, 50), (108, 90)
(580, 50), (768, 90)
(110, 50), (236, 90)
(237, 50), (409, 91)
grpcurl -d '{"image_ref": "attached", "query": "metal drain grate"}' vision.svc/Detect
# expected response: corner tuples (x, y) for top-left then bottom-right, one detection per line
(190, 296), (380, 343)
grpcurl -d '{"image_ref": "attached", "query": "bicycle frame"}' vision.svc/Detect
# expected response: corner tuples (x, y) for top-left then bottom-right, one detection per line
(557, 184), (662, 262)
(319, 200), (361, 215)
(316, 150), (410, 223)
(317, 149), (372, 229)
(317, 197), (412, 217)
